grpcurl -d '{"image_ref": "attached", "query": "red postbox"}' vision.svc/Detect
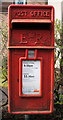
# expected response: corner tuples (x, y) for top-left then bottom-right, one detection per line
(8, 5), (54, 114)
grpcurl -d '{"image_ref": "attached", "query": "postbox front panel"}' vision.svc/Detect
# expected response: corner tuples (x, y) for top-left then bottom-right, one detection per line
(8, 49), (54, 113)
(11, 23), (52, 46)
(8, 5), (54, 114)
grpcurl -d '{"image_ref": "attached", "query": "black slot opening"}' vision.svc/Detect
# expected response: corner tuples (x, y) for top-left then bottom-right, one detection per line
(12, 23), (51, 30)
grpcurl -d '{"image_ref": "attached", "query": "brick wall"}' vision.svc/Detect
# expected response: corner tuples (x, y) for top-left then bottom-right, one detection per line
(27, 0), (47, 5)
(0, 0), (47, 13)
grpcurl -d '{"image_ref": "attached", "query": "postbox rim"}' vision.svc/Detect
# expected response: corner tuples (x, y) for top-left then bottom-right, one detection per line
(8, 4), (54, 10)
(11, 19), (52, 23)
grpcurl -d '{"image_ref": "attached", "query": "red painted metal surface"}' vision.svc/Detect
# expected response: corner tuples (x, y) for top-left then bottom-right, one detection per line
(8, 5), (54, 114)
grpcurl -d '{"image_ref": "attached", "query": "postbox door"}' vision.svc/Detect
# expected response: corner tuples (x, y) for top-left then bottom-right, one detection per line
(8, 48), (54, 113)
